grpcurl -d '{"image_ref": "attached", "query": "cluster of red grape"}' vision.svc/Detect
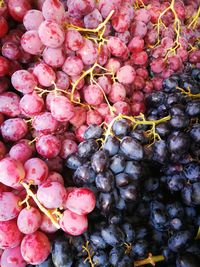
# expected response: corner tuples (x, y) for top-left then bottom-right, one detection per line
(0, 157), (96, 265)
(0, 0), (199, 266)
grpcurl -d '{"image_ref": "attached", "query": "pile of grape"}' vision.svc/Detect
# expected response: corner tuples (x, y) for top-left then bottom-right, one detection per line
(0, 0), (199, 266)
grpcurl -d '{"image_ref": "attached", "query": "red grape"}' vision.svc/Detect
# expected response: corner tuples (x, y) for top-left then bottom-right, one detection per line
(116, 65), (136, 84)
(42, 0), (65, 23)
(20, 231), (50, 265)
(0, 16), (8, 38)
(46, 171), (64, 185)
(20, 92), (44, 117)
(60, 139), (78, 159)
(1, 246), (26, 267)
(23, 9), (44, 30)
(107, 37), (128, 57)
(32, 112), (59, 134)
(21, 30), (44, 55)
(65, 29), (84, 52)
(0, 192), (22, 221)
(59, 209), (88, 236)
(33, 62), (56, 87)
(84, 84), (104, 106)
(43, 46), (65, 68)
(24, 158), (48, 185)
(0, 56), (9, 77)
(40, 214), (58, 233)
(77, 39), (98, 65)
(0, 92), (20, 117)
(9, 139), (33, 163)
(2, 42), (21, 60)
(8, 0), (31, 22)
(62, 56), (84, 76)
(109, 82), (126, 103)
(1, 118), (28, 142)
(36, 134), (61, 158)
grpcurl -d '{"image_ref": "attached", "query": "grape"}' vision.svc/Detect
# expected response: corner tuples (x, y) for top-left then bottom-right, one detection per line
(24, 158), (48, 185)
(59, 209), (88, 236)
(33, 62), (56, 87)
(135, 8), (151, 23)
(37, 181), (66, 209)
(69, 107), (87, 128)
(0, 56), (9, 77)
(62, 56), (84, 77)
(150, 58), (165, 74)
(38, 20), (65, 48)
(107, 37), (128, 57)
(0, 157), (25, 188)
(42, 0), (65, 23)
(112, 13), (130, 33)
(1, 118), (28, 142)
(131, 102), (146, 116)
(17, 207), (42, 234)
(77, 39), (98, 65)
(97, 43), (109, 65)
(0, 141), (6, 160)
(113, 101), (130, 115)
(84, 84), (104, 106)
(115, 30), (131, 44)
(50, 95), (75, 122)
(75, 124), (88, 142)
(40, 214), (58, 233)
(86, 110), (103, 125)
(1, 246), (26, 267)
(8, 0), (31, 22)
(64, 187), (96, 215)
(60, 139), (78, 159)
(45, 156), (63, 173)
(19, 92), (44, 117)
(43, 46), (65, 68)
(0, 192), (22, 221)
(0, 220), (23, 249)
(20, 231), (50, 265)
(67, 0), (95, 17)
(84, 8), (103, 29)
(23, 9), (44, 30)
(98, 0), (121, 19)
(56, 71), (70, 90)
(21, 30), (44, 55)
(46, 171), (64, 185)
(128, 36), (144, 53)
(0, 77), (9, 93)
(32, 112), (59, 134)
(0, 16), (8, 38)
(2, 42), (20, 60)
(108, 82), (126, 103)
(65, 29), (84, 51)
(9, 139), (33, 163)
(130, 21), (147, 38)
(97, 76), (112, 94)
(105, 58), (121, 74)
(36, 134), (61, 158)
(116, 65), (136, 84)
(131, 51), (148, 65)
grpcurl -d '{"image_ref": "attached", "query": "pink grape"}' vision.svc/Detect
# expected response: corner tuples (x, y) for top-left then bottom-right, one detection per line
(70, 74), (85, 90)
(11, 70), (37, 94)
(130, 21), (147, 38)
(150, 58), (165, 74)
(128, 36), (144, 53)
(59, 209), (88, 236)
(0, 56), (10, 77)
(77, 39), (98, 65)
(69, 106), (87, 128)
(0, 92), (20, 117)
(43, 46), (65, 68)
(42, 0), (65, 23)
(98, 0), (121, 18)
(96, 103), (110, 118)
(131, 51), (148, 65)
(86, 110), (103, 125)
(67, 0), (95, 17)
(38, 20), (65, 48)
(97, 44), (109, 65)
(112, 12), (130, 33)
(0, 141), (6, 160)
(37, 181), (66, 209)
(65, 29), (84, 51)
(2, 42), (20, 60)
(75, 125), (87, 142)
(105, 58), (121, 74)
(33, 62), (56, 87)
(8, 0), (31, 22)
(1, 118), (28, 142)
(17, 207), (42, 235)
(0, 157), (25, 188)
(62, 56), (84, 76)
(0, 220), (23, 249)
(107, 37), (128, 57)
(45, 156), (63, 173)
(97, 76), (112, 94)
(32, 112), (59, 134)
(84, 84), (104, 106)
(113, 101), (130, 115)
(19, 92), (44, 117)
(1, 246), (26, 267)
(0, 192), (22, 221)
(84, 8), (103, 29)
(36, 134), (61, 158)
(115, 30), (131, 44)
(64, 188), (96, 215)
(46, 171), (64, 185)
(23, 9), (44, 30)
(40, 214), (58, 233)
(50, 95), (75, 122)
(20, 231), (50, 265)
(55, 71), (70, 90)
(21, 30), (44, 55)
(116, 65), (136, 84)
(9, 139), (33, 163)
(60, 139), (78, 159)
(109, 82), (126, 103)
(24, 158), (48, 185)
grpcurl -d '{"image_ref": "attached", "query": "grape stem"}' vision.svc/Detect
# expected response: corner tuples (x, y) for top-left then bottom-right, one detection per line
(20, 181), (61, 229)
(134, 253), (165, 266)
(82, 241), (96, 267)
(151, 0), (182, 59)
(0, 0), (4, 7)
(187, 5), (200, 29)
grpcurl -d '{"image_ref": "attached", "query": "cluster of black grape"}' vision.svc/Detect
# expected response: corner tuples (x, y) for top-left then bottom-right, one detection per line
(29, 69), (200, 267)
